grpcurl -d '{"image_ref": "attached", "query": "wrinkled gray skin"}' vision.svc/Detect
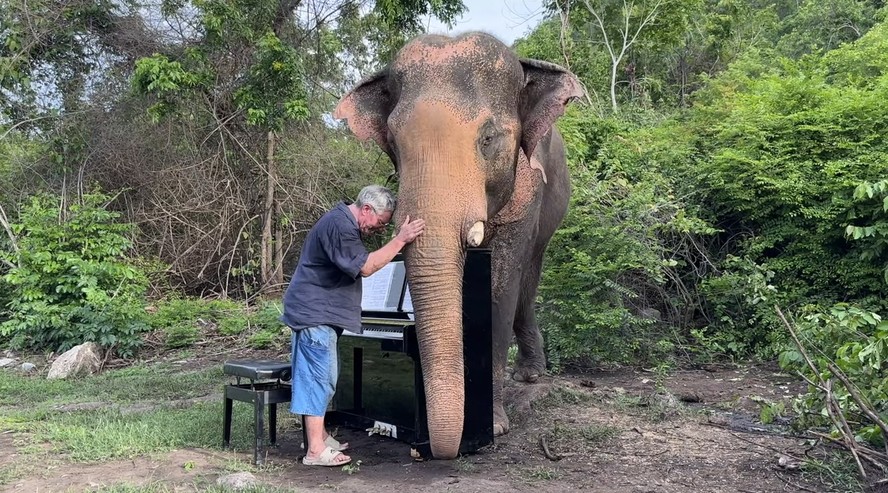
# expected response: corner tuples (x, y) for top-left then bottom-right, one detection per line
(334, 32), (583, 459)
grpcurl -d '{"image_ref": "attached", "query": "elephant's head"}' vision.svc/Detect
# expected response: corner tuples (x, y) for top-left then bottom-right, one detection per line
(334, 32), (583, 459)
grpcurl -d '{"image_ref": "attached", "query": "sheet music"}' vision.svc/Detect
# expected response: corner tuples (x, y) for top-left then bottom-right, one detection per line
(403, 284), (415, 320)
(361, 261), (406, 311)
(401, 284), (413, 313)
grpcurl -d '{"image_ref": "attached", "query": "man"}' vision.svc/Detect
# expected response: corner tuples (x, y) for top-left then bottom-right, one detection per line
(281, 185), (425, 467)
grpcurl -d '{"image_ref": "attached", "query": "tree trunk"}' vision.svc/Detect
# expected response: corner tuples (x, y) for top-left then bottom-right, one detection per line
(274, 197), (284, 287)
(261, 130), (276, 289)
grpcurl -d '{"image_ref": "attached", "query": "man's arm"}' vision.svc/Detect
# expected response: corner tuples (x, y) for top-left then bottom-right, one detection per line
(360, 215), (425, 277)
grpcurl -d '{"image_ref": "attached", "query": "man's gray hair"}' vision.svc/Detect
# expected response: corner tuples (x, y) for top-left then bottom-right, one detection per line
(355, 185), (396, 214)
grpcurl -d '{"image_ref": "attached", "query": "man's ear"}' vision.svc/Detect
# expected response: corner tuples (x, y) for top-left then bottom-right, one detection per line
(333, 70), (394, 158)
(519, 59), (585, 159)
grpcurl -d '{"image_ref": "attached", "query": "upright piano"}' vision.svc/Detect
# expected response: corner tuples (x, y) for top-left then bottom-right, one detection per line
(328, 248), (494, 458)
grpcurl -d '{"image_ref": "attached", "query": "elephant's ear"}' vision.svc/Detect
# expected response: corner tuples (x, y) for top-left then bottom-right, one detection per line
(519, 59), (585, 159)
(333, 70), (394, 158)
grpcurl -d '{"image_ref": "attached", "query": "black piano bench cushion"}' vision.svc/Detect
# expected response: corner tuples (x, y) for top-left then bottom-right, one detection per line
(223, 360), (292, 381)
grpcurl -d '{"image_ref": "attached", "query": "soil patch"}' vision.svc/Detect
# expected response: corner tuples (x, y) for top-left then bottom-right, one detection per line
(2, 362), (840, 493)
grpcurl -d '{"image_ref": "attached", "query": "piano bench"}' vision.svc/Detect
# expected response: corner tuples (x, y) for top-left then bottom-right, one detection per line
(222, 360), (293, 466)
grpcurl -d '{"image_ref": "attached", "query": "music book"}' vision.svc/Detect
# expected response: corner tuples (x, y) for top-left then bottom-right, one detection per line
(361, 261), (409, 312)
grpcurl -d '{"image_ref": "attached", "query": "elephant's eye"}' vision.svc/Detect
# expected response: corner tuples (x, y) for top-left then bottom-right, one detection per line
(477, 121), (500, 160)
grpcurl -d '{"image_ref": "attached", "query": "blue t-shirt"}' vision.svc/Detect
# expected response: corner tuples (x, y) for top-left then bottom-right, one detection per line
(281, 202), (369, 334)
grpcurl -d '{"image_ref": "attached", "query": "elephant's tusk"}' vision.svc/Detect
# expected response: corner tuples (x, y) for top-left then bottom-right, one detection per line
(467, 221), (485, 247)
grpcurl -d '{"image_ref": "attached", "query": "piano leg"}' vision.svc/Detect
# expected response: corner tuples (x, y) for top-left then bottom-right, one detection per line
(353, 347), (363, 411)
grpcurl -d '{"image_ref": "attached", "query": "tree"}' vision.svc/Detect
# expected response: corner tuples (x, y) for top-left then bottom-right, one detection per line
(543, 0), (698, 112)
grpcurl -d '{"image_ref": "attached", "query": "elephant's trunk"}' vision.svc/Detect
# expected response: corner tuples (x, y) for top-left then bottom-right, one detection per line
(404, 237), (466, 459)
(394, 100), (487, 459)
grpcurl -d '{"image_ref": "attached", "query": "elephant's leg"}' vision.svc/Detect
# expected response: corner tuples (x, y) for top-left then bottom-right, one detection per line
(512, 252), (546, 383)
(489, 235), (526, 436)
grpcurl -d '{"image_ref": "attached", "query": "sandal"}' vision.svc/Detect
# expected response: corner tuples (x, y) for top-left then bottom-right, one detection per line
(302, 446), (351, 467)
(299, 435), (349, 451)
(325, 435), (349, 451)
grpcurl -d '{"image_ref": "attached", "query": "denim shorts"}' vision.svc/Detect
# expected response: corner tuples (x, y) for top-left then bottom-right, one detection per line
(290, 325), (339, 417)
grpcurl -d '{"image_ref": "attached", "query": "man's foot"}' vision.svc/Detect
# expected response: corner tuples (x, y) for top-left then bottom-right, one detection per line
(324, 434), (349, 451)
(303, 446), (351, 467)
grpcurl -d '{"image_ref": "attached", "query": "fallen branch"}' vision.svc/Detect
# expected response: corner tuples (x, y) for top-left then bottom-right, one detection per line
(540, 435), (562, 461)
(824, 379), (867, 478)
(827, 362), (888, 458)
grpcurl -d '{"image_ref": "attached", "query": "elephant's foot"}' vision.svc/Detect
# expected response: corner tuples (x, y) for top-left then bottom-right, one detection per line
(512, 351), (545, 383)
(512, 361), (544, 383)
(493, 403), (510, 436)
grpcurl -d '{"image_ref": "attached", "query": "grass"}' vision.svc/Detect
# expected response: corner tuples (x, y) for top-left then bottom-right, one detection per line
(27, 403), (300, 462)
(453, 455), (478, 473)
(800, 451), (863, 493)
(531, 385), (594, 411)
(0, 364), (225, 408)
(0, 360), (300, 487)
(520, 465), (559, 482)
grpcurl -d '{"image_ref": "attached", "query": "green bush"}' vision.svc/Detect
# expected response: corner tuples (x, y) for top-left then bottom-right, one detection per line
(147, 296), (283, 348)
(686, 33), (888, 304)
(696, 255), (785, 359)
(540, 110), (716, 367)
(148, 297), (213, 330)
(163, 321), (200, 349)
(845, 179), (888, 284)
(0, 193), (149, 356)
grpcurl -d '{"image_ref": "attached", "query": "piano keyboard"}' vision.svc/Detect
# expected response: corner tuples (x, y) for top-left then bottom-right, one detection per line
(345, 317), (415, 341)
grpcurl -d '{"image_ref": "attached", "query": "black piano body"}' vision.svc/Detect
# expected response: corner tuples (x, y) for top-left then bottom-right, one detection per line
(328, 248), (494, 458)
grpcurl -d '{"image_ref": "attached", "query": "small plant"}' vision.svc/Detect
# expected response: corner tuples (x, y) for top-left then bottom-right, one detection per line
(750, 396), (786, 425)
(525, 466), (558, 481)
(577, 423), (620, 444)
(532, 386), (593, 411)
(454, 455), (477, 473)
(341, 459), (362, 475)
(164, 322), (200, 349)
(247, 329), (280, 349)
(218, 314), (250, 336)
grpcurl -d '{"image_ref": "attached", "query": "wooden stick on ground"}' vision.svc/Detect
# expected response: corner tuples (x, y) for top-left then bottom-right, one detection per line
(824, 379), (867, 478)
(827, 362), (888, 459)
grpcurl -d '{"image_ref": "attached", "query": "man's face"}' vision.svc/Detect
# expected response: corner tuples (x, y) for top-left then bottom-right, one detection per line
(358, 204), (392, 236)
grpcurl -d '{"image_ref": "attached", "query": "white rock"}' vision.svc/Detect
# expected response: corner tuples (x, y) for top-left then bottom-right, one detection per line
(216, 472), (259, 490)
(0, 358), (16, 368)
(47, 343), (102, 380)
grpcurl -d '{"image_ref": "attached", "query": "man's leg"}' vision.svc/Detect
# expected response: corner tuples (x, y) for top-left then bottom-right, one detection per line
(292, 326), (350, 464)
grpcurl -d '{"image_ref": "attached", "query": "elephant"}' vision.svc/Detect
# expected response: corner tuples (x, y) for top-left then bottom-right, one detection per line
(333, 32), (584, 459)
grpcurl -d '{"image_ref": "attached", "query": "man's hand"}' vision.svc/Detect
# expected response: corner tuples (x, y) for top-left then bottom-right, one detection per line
(360, 215), (426, 277)
(395, 215), (425, 244)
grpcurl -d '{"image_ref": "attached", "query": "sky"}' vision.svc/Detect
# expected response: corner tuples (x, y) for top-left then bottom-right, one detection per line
(424, 0), (548, 46)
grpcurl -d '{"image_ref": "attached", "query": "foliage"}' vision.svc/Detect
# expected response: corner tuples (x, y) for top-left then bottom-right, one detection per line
(677, 26), (888, 353)
(0, 0), (135, 124)
(539, 107), (717, 367)
(147, 296), (284, 349)
(695, 255), (782, 359)
(0, 192), (149, 356)
(845, 180), (888, 284)
(776, 0), (882, 58)
(779, 304), (888, 449)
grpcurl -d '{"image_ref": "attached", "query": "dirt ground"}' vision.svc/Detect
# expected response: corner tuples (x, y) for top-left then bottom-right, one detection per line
(4, 355), (860, 493)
